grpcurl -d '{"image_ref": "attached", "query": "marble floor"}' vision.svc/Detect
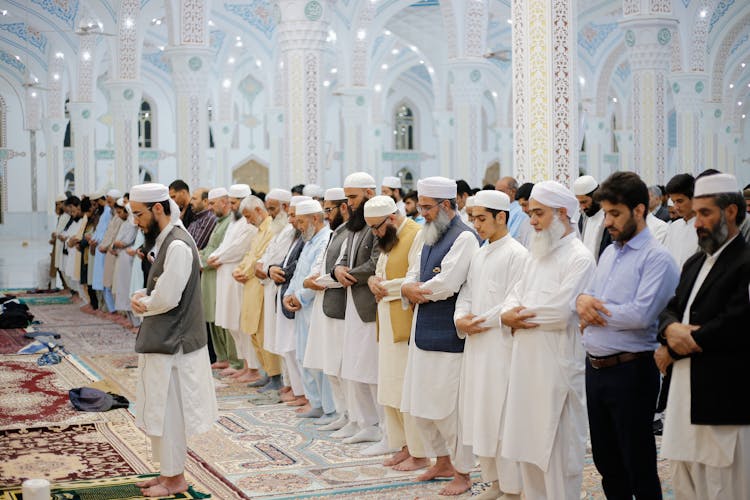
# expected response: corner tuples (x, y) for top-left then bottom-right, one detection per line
(0, 239), (55, 289)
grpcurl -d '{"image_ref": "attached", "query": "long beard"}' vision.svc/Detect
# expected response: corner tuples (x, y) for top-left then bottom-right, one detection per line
(612, 214), (638, 243)
(233, 210), (242, 221)
(422, 208), (452, 246)
(346, 201), (367, 232)
(329, 209), (344, 231)
(271, 211), (288, 233)
(142, 217), (160, 247)
(584, 201), (601, 218)
(697, 213), (729, 255)
(377, 224), (400, 252)
(530, 216), (566, 259)
(302, 225), (316, 242)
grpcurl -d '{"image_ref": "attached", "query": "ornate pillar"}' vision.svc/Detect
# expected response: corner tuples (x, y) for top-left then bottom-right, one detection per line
(265, 107), (285, 188)
(511, 0), (577, 184)
(339, 90), (369, 177)
(71, 33), (97, 195)
(277, 0), (328, 185)
(43, 119), (67, 210)
(211, 120), (234, 186)
(496, 127), (513, 178)
(24, 86), (41, 211)
(670, 73), (707, 176)
(106, 82), (142, 190)
(433, 109), (454, 178)
(449, 62), (484, 185)
(584, 115), (612, 180)
(620, 13), (677, 185)
(702, 103), (722, 174)
(614, 129), (634, 173)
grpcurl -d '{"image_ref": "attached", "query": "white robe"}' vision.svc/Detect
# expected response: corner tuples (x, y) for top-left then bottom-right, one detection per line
(269, 237), (302, 356)
(455, 234), (528, 458)
(664, 216), (699, 269)
(113, 219), (138, 311)
(400, 230), (480, 420)
(580, 209), (606, 261)
(646, 213), (668, 245)
(500, 233), (595, 475)
(54, 213), (70, 272)
(63, 218), (83, 280)
(259, 224), (295, 355)
(211, 216), (258, 332)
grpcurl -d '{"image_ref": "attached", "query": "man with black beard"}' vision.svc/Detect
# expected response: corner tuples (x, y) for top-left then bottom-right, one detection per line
(331, 172), (383, 445)
(576, 172), (679, 498)
(655, 173), (750, 498)
(574, 175), (612, 262)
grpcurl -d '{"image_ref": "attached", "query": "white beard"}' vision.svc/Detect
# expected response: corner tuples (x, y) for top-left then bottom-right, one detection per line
(302, 224), (315, 242)
(422, 208), (452, 246)
(271, 211), (288, 233)
(530, 216), (566, 259)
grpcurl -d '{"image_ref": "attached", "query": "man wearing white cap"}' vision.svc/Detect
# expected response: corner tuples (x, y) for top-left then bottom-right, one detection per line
(574, 175), (612, 262)
(89, 191), (112, 308)
(98, 189), (125, 312)
(364, 195), (430, 466)
(283, 199), (335, 419)
(400, 176), (480, 495)
(209, 184), (260, 382)
(111, 198), (139, 321)
(199, 188), (235, 370)
(464, 195), (476, 224)
(302, 184), (324, 201)
(499, 180), (595, 499)
(50, 195), (71, 289)
(128, 183), (218, 497)
(382, 176), (406, 216)
(455, 190), (527, 499)
(656, 172), (750, 499)
(301, 187), (350, 426)
(332, 172), (382, 444)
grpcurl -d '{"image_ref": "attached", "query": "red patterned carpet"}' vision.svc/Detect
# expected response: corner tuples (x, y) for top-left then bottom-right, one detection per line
(0, 329), (28, 354)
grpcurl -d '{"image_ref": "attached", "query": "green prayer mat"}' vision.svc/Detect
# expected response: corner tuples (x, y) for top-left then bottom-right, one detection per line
(17, 295), (72, 305)
(1, 474), (210, 499)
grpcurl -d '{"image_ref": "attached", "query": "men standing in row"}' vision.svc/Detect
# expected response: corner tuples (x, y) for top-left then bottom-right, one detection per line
(98, 190), (124, 312)
(495, 177), (531, 247)
(187, 188), (217, 250)
(401, 176), (480, 496)
(573, 175), (611, 262)
(664, 173), (699, 268)
(169, 180), (195, 228)
(500, 181), (595, 499)
(364, 195), (429, 469)
(381, 176), (406, 215)
(657, 173), (750, 499)
(456, 189), (527, 500)
(577, 172), (679, 498)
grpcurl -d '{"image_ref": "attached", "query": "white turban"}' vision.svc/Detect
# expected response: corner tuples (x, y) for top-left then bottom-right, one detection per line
(228, 184), (251, 199)
(530, 180), (580, 223)
(130, 183), (169, 203)
(55, 194), (67, 202)
(573, 175), (598, 196)
(382, 176), (401, 189)
(474, 190), (510, 211)
(364, 195), (397, 217)
(344, 172), (377, 189)
(267, 188), (292, 203)
(667, 198), (674, 207)
(324, 188), (345, 201)
(115, 197), (126, 208)
(303, 184), (324, 198)
(106, 189), (122, 199)
(694, 173), (739, 197)
(89, 190), (106, 200)
(296, 199), (323, 216)
(417, 176), (457, 199)
(290, 195), (312, 207)
(207, 187), (228, 200)
(465, 196), (476, 208)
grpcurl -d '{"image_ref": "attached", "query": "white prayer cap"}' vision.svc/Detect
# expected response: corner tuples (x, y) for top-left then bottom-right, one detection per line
(115, 197), (126, 208)
(296, 199), (323, 216)
(465, 196), (476, 208)
(668, 198), (674, 207)
(474, 190), (510, 211)
(694, 173), (739, 197)
(324, 187), (346, 201)
(55, 194), (67, 202)
(364, 195), (397, 218)
(344, 172), (377, 189)
(530, 180), (580, 223)
(303, 184), (324, 198)
(106, 189), (122, 199)
(228, 183), (251, 199)
(290, 195), (312, 207)
(573, 175), (599, 196)
(130, 183), (169, 203)
(382, 176), (401, 189)
(207, 187), (228, 200)
(89, 190), (106, 200)
(266, 188), (292, 203)
(417, 176), (457, 199)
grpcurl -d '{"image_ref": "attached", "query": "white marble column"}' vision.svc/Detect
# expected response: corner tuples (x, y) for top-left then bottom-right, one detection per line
(265, 107), (285, 188)
(43, 119), (67, 211)
(277, 0), (328, 185)
(339, 90), (370, 178)
(702, 103), (723, 174)
(449, 62), (485, 186)
(433, 109), (454, 178)
(614, 129), (634, 174)
(511, 0), (577, 184)
(584, 116), (612, 180)
(211, 120), (234, 187)
(670, 73), (707, 176)
(71, 33), (97, 195)
(106, 82), (142, 190)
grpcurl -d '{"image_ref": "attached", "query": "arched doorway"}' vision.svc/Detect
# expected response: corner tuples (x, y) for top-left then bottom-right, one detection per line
(483, 161), (500, 187)
(233, 158), (269, 193)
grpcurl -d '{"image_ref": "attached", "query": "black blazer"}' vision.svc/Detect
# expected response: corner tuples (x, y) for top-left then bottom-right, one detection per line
(658, 235), (750, 425)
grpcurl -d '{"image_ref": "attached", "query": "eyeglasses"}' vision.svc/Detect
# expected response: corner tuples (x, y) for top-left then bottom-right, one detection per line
(368, 217), (389, 231)
(417, 203), (438, 214)
(323, 207), (337, 214)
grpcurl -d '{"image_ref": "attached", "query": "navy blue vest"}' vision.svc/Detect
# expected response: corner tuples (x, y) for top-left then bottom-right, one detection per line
(414, 216), (479, 353)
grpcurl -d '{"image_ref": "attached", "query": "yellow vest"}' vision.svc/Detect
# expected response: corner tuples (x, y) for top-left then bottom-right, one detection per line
(382, 219), (420, 343)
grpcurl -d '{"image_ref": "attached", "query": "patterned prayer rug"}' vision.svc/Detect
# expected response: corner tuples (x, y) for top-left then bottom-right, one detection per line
(0, 329), (29, 354)
(25, 304), (113, 328)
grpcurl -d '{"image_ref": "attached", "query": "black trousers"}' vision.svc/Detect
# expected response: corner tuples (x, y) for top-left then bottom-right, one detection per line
(586, 355), (663, 499)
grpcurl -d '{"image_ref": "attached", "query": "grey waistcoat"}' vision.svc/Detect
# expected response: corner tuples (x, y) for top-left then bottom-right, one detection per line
(135, 225), (206, 355)
(322, 224), (349, 320)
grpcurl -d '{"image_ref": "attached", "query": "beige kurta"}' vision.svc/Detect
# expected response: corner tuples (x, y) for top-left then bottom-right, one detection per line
(54, 213), (71, 272)
(101, 216), (124, 288)
(112, 219), (138, 311)
(236, 216), (277, 335)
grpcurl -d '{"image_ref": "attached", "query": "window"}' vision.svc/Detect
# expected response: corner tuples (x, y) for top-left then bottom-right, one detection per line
(138, 100), (153, 148)
(397, 167), (414, 191)
(394, 105), (414, 150)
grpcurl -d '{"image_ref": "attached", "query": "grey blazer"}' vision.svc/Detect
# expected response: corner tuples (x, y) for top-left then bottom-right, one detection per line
(336, 226), (380, 323)
(322, 224), (349, 320)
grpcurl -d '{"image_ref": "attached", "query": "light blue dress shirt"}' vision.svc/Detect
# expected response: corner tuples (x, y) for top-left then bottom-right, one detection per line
(580, 227), (680, 357)
(91, 205), (112, 291)
(507, 201), (529, 240)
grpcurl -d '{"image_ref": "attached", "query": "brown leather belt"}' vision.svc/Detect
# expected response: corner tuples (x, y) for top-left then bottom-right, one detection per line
(587, 351), (653, 370)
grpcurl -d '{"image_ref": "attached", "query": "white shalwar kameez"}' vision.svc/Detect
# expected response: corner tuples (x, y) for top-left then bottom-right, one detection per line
(54, 213), (71, 275)
(500, 232), (595, 499)
(62, 217), (83, 283)
(581, 209), (606, 261)
(134, 223), (218, 476)
(112, 218), (138, 311)
(646, 213), (668, 245)
(400, 230), (479, 473)
(258, 223), (295, 357)
(211, 216), (258, 366)
(455, 233), (527, 492)
(661, 240), (750, 500)
(664, 216), (699, 268)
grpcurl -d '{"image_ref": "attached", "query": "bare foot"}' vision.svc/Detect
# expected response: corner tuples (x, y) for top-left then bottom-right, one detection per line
(393, 456), (431, 471)
(280, 391), (296, 402)
(383, 447), (410, 467)
(295, 403), (312, 414)
(438, 473), (471, 496)
(233, 372), (261, 383)
(286, 396), (308, 407)
(279, 386), (292, 394)
(231, 368), (259, 379)
(140, 475), (188, 498)
(134, 477), (160, 488)
(227, 368), (248, 379)
(417, 461), (455, 481)
(220, 367), (241, 377)
(211, 361), (230, 369)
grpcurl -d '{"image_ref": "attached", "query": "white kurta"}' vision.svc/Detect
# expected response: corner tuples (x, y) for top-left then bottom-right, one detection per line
(581, 209), (606, 260)
(63, 218), (83, 280)
(211, 216), (258, 331)
(259, 224), (295, 355)
(646, 213), (668, 245)
(664, 216), (699, 269)
(455, 234), (528, 458)
(54, 213), (71, 271)
(113, 219), (138, 311)
(400, 230), (480, 420)
(269, 238), (302, 356)
(500, 233), (595, 474)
